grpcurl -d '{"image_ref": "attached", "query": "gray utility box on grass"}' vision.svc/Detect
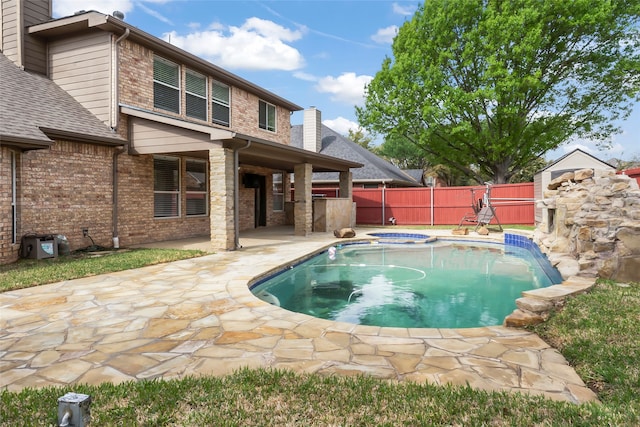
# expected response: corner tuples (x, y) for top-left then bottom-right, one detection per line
(21, 235), (58, 259)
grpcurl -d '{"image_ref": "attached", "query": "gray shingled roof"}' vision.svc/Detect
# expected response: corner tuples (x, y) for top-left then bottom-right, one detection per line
(0, 53), (124, 148)
(291, 124), (421, 186)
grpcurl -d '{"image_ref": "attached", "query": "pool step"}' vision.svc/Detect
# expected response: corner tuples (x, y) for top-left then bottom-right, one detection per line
(504, 276), (597, 328)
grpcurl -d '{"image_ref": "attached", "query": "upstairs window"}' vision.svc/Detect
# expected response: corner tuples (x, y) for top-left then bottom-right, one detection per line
(259, 100), (276, 132)
(185, 70), (207, 121)
(154, 156), (180, 218)
(186, 159), (208, 216)
(153, 56), (180, 113)
(211, 81), (230, 127)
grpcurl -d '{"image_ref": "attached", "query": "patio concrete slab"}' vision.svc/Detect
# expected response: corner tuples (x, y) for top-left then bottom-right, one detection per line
(0, 227), (598, 403)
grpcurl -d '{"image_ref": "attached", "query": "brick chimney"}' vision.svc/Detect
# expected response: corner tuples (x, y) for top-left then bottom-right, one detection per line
(303, 107), (322, 153)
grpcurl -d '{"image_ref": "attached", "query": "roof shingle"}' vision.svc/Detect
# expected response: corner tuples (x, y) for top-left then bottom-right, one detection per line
(0, 53), (124, 147)
(291, 124), (420, 186)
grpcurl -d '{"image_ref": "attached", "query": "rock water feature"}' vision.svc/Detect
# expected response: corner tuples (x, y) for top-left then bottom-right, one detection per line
(504, 168), (639, 327)
(535, 168), (639, 283)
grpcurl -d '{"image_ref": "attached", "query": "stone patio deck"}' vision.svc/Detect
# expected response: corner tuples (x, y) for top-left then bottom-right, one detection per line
(0, 227), (598, 403)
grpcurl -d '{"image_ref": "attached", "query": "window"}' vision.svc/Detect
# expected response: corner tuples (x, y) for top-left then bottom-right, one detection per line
(185, 70), (207, 121)
(259, 100), (276, 132)
(272, 172), (284, 211)
(186, 159), (208, 216)
(211, 81), (230, 126)
(154, 156), (180, 217)
(153, 56), (180, 113)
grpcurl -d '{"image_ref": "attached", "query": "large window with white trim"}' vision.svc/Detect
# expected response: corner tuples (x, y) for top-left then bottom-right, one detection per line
(154, 156), (180, 217)
(185, 69), (207, 121)
(153, 56), (180, 113)
(259, 100), (276, 132)
(186, 159), (208, 216)
(211, 81), (230, 127)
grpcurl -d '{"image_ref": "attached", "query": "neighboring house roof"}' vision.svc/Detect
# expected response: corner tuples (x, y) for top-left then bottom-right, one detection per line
(291, 124), (421, 186)
(28, 11), (302, 112)
(0, 53), (125, 150)
(538, 148), (615, 173)
(403, 169), (425, 184)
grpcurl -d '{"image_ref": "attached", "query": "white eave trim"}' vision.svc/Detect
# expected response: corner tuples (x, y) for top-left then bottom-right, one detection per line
(120, 105), (235, 141)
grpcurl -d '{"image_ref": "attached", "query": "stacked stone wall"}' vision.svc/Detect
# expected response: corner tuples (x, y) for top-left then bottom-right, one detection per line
(534, 168), (640, 282)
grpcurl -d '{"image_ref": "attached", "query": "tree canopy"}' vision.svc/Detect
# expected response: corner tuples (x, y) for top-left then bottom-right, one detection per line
(356, 0), (640, 184)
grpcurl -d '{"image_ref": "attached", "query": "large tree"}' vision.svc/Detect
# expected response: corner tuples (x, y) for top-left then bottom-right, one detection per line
(356, 0), (640, 184)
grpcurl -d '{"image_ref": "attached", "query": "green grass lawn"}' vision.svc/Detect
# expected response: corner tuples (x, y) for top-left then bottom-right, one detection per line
(1, 237), (638, 425)
(0, 248), (205, 293)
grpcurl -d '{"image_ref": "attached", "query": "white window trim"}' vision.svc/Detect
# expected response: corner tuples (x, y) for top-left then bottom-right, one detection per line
(185, 69), (208, 121)
(259, 100), (277, 132)
(154, 155), (181, 219)
(272, 171), (284, 212)
(153, 56), (181, 114)
(211, 80), (231, 127)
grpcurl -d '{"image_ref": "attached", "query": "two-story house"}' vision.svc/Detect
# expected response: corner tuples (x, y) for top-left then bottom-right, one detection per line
(0, 0), (360, 265)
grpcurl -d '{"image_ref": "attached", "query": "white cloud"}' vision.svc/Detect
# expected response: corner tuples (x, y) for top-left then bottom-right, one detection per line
(293, 71), (317, 82)
(392, 2), (417, 16)
(163, 18), (305, 71)
(323, 117), (360, 135)
(315, 73), (373, 105)
(371, 25), (398, 44)
(53, 0), (134, 17)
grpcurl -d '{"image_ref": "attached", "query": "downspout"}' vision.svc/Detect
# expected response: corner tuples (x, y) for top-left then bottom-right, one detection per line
(112, 28), (130, 247)
(233, 140), (252, 249)
(113, 28), (130, 131)
(112, 144), (127, 248)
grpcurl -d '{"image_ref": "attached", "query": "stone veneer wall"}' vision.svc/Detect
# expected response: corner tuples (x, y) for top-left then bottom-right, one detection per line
(534, 168), (640, 283)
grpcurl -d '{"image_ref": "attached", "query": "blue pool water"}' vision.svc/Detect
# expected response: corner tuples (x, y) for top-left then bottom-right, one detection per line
(251, 238), (562, 328)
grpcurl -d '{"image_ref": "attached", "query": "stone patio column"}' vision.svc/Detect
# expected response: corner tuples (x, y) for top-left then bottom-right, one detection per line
(339, 170), (352, 199)
(339, 170), (355, 227)
(209, 146), (235, 250)
(294, 163), (313, 236)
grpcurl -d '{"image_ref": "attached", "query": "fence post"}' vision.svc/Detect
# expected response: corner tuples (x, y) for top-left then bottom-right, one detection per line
(381, 181), (386, 225)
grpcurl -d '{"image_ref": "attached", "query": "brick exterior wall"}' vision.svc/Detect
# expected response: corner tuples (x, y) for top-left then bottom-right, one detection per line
(0, 37), (300, 265)
(0, 147), (18, 263)
(11, 141), (116, 254)
(115, 151), (211, 248)
(118, 40), (291, 146)
(238, 166), (288, 231)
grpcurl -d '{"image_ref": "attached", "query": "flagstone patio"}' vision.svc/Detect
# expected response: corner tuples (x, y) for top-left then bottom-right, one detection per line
(0, 227), (598, 403)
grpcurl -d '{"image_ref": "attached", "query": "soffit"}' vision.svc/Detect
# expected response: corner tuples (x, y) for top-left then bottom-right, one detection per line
(122, 106), (362, 173)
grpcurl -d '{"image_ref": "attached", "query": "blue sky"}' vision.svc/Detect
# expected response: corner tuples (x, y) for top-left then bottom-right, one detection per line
(53, 0), (639, 162)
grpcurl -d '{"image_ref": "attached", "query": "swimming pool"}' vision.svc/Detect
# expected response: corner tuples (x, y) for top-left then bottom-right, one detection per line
(250, 237), (562, 328)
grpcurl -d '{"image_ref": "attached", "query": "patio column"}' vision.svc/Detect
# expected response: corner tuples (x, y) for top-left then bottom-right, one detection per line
(209, 146), (235, 250)
(339, 170), (352, 199)
(339, 170), (355, 228)
(294, 163), (313, 236)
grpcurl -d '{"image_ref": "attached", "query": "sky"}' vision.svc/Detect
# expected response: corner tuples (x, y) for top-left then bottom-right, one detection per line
(52, 0), (639, 162)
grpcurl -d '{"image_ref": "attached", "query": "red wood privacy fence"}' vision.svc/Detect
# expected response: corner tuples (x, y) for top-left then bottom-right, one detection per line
(310, 183), (535, 226)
